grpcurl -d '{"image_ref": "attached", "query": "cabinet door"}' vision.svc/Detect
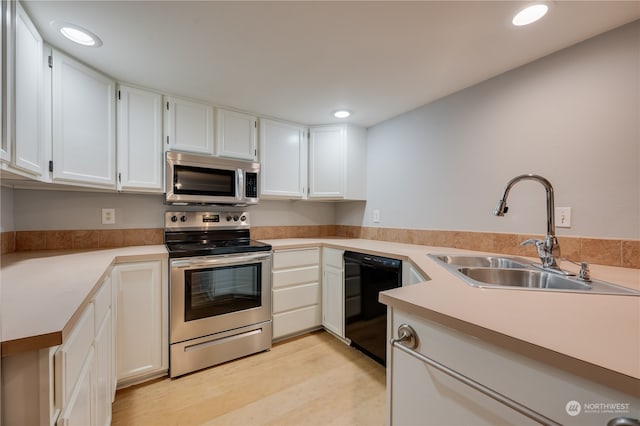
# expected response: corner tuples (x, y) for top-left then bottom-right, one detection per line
(0, 0), (12, 163)
(113, 260), (168, 383)
(308, 125), (345, 199)
(56, 347), (95, 426)
(165, 96), (214, 155)
(52, 50), (116, 187)
(259, 119), (307, 199)
(14, 3), (44, 176)
(322, 264), (344, 338)
(94, 309), (112, 426)
(117, 85), (164, 192)
(216, 108), (257, 160)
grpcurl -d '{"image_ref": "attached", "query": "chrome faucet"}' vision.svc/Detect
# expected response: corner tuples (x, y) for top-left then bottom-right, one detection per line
(494, 174), (560, 269)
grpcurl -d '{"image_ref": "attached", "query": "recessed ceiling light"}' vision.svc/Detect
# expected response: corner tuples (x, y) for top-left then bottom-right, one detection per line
(333, 110), (351, 119)
(52, 21), (103, 47)
(512, 4), (549, 27)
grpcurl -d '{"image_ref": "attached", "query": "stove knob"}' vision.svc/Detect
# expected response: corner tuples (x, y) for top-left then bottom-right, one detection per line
(240, 215), (246, 222)
(170, 215), (178, 223)
(180, 215), (187, 222)
(233, 215), (239, 221)
(226, 215), (232, 222)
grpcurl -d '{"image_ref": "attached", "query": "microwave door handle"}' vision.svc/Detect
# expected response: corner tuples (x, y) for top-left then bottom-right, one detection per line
(236, 169), (243, 201)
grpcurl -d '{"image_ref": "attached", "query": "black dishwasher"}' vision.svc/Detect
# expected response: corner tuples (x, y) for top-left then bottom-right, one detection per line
(344, 251), (402, 366)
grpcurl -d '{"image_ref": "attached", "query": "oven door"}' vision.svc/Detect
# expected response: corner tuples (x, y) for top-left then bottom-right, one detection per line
(170, 252), (272, 344)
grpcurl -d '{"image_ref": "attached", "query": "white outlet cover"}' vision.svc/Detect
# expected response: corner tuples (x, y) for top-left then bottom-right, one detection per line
(102, 208), (116, 225)
(555, 207), (572, 228)
(372, 209), (381, 223)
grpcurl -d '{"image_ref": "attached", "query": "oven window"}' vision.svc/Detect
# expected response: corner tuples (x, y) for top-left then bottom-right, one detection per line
(185, 263), (261, 321)
(174, 165), (236, 196)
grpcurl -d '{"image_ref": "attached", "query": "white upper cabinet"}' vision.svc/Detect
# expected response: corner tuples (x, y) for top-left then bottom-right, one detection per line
(13, 2), (44, 176)
(308, 124), (366, 200)
(51, 49), (116, 188)
(0, 0), (11, 163)
(215, 108), (257, 161)
(117, 84), (164, 192)
(164, 96), (214, 155)
(259, 118), (307, 199)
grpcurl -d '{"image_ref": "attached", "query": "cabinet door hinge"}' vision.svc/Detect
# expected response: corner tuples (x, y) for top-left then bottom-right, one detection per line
(47, 55), (52, 68)
(166, 135), (169, 145)
(166, 101), (169, 110)
(254, 121), (257, 128)
(117, 90), (121, 100)
(118, 172), (122, 183)
(48, 160), (53, 172)
(254, 149), (257, 157)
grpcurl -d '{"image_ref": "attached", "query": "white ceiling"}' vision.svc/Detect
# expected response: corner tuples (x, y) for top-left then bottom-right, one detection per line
(23, 1), (640, 128)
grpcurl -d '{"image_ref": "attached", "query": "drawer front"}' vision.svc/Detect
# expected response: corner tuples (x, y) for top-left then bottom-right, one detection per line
(93, 277), (112, 329)
(273, 305), (321, 339)
(273, 265), (319, 289)
(273, 248), (319, 269)
(323, 248), (344, 268)
(56, 302), (95, 406)
(273, 282), (321, 313)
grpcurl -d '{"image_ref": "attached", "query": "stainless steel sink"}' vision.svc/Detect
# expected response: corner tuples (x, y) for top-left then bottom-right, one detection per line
(429, 254), (639, 296)
(435, 255), (530, 269)
(458, 267), (592, 291)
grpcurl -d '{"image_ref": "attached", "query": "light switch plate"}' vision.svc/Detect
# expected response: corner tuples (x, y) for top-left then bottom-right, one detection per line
(555, 207), (571, 228)
(102, 208), (116, 225)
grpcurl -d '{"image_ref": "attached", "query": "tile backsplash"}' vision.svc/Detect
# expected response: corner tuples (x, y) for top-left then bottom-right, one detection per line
(2, 226), (638, 269)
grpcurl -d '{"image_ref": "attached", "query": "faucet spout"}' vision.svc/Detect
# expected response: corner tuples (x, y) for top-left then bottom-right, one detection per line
(494, 174), (560, 269)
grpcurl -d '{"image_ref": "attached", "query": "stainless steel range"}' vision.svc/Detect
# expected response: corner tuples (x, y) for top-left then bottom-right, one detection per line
(165, 211), (272, 378)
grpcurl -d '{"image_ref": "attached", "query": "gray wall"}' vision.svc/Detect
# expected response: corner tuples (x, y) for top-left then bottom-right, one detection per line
(1, 186), (14, 232)
(337, 21), (640, 239)
(7, 188), (335, 230)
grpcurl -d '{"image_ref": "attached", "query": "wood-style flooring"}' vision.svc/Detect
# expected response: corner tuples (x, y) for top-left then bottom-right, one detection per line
(111, 331), (386, 426)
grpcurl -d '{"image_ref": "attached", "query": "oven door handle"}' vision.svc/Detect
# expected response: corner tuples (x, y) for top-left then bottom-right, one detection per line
(171, 252), (271, 269)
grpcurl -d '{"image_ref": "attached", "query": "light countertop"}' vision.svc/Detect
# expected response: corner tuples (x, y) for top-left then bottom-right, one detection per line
(265, 238), (640, 381)
(1, 245), (167, 355)
(2, 239), (639, 383)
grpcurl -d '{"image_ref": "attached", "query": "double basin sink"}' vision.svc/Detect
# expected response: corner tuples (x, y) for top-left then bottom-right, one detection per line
(428, 254), (639, 296)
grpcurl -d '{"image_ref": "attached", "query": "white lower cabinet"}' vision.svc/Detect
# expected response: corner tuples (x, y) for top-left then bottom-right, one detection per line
(272, 248), (321, 340)
(56, 347), (94, 426)
(388, 309), (640, 426)
(321, 247), (345, 338)
(112, 259), (168, 386)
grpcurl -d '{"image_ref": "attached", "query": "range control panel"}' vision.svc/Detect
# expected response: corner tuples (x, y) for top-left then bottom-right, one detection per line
(165, 211), (250, 230)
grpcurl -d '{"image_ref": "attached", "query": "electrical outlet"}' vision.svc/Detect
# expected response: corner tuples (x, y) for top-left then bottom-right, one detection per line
(372, 209), (381, 223)
(102, 208), (116, 225)
(555, 207), (571, 228)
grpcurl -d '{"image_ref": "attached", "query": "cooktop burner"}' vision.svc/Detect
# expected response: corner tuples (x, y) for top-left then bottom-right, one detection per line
(164, 210), (272, 258)
(165, 239), (272, 258)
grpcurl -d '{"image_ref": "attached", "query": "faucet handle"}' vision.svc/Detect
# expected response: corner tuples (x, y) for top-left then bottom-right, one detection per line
(520, 238), (542, 247)
(561, 258), (592, 282)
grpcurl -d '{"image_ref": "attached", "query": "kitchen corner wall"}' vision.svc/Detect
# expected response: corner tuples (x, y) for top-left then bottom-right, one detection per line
(337, 20), (640, 241)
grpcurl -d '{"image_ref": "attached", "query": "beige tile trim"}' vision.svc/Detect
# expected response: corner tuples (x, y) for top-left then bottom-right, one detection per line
(4, 226), (638, 269)
(335, 226), (640, 269)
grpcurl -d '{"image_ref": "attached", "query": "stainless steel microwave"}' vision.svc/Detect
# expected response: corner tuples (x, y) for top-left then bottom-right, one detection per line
(165, 151), (259, 205)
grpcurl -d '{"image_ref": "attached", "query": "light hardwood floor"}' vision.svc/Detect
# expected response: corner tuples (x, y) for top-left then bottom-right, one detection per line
(112, 331), (386, 426)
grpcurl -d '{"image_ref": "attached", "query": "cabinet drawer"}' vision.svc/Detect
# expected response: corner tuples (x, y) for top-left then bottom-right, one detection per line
(55, 302), (95, 406)
(273, 282), (320, 313)
(323, 248), (343, 268)
(273, 265), (319, 289)
(273, 248), (319, 269)
(273, 305), (321, 339)
(93, 277), (111, 329)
